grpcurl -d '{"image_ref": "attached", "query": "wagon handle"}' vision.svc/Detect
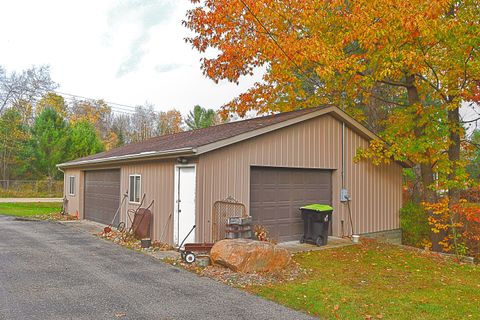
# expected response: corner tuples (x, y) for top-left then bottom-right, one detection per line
(179, 225), (196, 249)
(145, 199), (154, 211)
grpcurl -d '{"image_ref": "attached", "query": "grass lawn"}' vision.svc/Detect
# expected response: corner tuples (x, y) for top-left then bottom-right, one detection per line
(248, 240), (479, 320)
(0, 202), (61, 217)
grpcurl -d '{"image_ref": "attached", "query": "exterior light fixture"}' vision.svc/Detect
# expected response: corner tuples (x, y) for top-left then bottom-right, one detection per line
(176, 157), (188, 164)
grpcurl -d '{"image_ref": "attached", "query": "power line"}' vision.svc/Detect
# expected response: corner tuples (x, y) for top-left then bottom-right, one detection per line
(54, 91), (138, 111)
(39, 94), (136, 115)
(0, 77), (140, 114)
(55, 94), (136, 114)
(5, 89), (136, 116)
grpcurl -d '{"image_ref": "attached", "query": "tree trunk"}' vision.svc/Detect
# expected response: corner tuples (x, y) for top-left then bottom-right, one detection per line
(447, 108), (461, 203)
(411, 165), (423, 203)
(406, 75), (443, 251)
(447, 107), (461, 254)
(406, 75), (434, 203)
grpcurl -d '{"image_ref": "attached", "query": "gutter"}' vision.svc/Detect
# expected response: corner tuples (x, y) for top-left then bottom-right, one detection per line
(57, 147), (197, 169)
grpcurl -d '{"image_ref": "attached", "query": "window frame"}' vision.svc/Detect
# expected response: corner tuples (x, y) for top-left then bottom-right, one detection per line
(129, 174), (141, 204)
(68, 176), (75, 196)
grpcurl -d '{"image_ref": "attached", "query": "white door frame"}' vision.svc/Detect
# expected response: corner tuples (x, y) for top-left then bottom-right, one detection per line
(173, 164), (197, 246)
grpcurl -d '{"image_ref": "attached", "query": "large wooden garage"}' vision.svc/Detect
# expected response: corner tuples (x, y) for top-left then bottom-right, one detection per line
(59, 106), (406, 245)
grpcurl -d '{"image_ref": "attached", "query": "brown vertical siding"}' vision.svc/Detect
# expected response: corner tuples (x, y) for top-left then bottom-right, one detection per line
(120, 160), (176, 243)
(197, 115), (403, 241)
(63, 169), (83, 217)
(63, 161), (176, 243)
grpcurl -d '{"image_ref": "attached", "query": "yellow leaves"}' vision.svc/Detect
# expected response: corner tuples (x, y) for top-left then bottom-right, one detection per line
(423, 198), (452, 237)
(421, 239), (432, 250)
(422, 196), (479, 254)
(36, 93), (67, 118)
(355, 139), (396, 166)
(70, 100), (111, 126)
(104, 131), (118, 151)
(158, 109), (183, 135)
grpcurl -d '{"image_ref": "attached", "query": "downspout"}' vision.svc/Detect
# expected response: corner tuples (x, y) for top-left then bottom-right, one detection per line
(340, 93), (355, 236)
(57, 166), (67, 215)
(57, 166), (65, 196)
(341, 93), (346, 190)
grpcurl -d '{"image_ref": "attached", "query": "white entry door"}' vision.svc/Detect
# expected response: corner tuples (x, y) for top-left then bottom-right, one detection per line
(174, 165), (196, 246)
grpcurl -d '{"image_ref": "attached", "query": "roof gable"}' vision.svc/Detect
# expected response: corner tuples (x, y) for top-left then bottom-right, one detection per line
(195, 106), (378, 155)
(58, 106), (410, 168)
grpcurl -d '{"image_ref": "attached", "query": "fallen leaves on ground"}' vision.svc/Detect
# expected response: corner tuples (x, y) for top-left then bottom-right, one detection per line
(34, 212), (77, 221)
(99, 229), (174, 252)
(165, 257), (307, 288)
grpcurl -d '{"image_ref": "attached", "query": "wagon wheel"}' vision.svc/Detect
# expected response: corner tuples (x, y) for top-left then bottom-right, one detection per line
(315, 235), (325, 246)
(184, 251), (196, 264)
(117, 222), (125, 232)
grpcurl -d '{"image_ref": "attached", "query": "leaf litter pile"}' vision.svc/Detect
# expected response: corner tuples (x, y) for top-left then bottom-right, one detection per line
(165, 257), (308, 288)
(98, 228), (306, 288)
(35, 212), (78, 221)
(99, 228), (173, 252)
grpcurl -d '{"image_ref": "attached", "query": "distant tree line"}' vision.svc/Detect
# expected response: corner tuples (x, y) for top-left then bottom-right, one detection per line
(0, 65), (222, 181)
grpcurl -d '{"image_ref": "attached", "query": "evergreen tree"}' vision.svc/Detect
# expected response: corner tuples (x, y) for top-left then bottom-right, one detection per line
(68, 120), (105, 159)
(185, 105), (216, 130)
(29, 107), (69, 179)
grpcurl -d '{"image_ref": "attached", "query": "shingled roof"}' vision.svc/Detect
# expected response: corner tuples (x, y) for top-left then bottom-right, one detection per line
(59, 106), (407, 168)
(59, 107), (323, 167)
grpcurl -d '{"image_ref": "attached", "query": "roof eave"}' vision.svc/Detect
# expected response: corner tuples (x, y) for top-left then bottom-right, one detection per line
(57, 147), (197, 169)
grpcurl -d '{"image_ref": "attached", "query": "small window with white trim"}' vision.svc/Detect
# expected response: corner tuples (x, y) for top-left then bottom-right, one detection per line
(129, 174), (141, 203)
(68, 176), (75, 196)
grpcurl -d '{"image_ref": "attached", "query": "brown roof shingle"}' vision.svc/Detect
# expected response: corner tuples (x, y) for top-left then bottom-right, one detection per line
(62, 107), (321, 165)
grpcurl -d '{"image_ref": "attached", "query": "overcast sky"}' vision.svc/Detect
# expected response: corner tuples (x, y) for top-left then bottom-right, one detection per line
(1, 0), (478, 131)
(0, 0), (260, 115)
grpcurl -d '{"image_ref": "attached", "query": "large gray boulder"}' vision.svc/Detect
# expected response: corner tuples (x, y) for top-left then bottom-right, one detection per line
(210, 239), (291, 273)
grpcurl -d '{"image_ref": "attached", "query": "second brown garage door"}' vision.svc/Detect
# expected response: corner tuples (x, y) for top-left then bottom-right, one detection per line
(84, 169), (121, 225)
(250, 166), (332, 242)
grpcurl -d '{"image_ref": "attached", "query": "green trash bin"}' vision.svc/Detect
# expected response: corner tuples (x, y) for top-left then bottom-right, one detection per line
(299, 204), (333, 246)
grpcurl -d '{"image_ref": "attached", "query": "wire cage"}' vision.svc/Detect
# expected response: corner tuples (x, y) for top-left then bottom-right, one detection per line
(212, 196), (247, 242)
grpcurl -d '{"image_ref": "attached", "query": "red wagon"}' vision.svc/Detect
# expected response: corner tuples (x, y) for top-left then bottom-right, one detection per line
(181, 242), (214, 264)
(177, 225), (214, 264)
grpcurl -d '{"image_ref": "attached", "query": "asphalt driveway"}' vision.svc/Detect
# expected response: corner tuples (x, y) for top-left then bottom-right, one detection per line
(0, 216), (314, 320)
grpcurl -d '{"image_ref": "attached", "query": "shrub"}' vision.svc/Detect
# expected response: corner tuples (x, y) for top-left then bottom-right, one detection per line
(400, 201), (430, 248)
(455, 200), (480, 259)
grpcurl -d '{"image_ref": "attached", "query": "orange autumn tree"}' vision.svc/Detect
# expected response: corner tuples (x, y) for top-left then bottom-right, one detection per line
(185, 0), (480, 253)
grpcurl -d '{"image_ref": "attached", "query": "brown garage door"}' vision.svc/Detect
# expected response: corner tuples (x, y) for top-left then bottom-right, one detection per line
(250, 166), (332, 242)
(84, 169), (121, 225)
